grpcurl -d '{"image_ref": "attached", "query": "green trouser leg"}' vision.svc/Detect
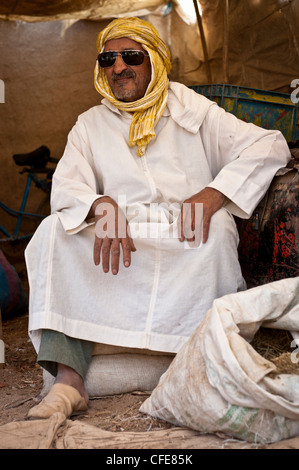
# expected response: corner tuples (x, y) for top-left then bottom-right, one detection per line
(37, 329), (94, 379)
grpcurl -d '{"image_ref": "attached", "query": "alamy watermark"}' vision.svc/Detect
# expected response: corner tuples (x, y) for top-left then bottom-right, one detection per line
(291, 339), (299, 364)
(290, 79), (299, 104)
(0, 79), (4, 103)
(95, 196), (203, 247)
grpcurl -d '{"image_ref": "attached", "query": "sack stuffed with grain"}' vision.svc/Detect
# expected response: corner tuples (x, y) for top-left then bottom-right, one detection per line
(140, 277), (299, 444)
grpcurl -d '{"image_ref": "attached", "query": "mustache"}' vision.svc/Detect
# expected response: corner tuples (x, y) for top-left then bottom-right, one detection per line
(112, 70), (135, 80)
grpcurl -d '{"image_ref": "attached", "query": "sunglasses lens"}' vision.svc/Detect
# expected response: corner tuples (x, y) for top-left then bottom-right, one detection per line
(122, 51), (145, 66)
(98, 51), (146, 68)
(98, 52), (116, 68)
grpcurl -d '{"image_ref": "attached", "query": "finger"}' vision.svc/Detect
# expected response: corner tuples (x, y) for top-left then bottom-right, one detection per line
(121, 238), (133, 268)
(125, 223), (136, 252)
(129, 236), (137, 252)
(183, 202), (194, 241)
(93, 237), (103, 265)
(101, 236), (112, 273)
(187, 202), (203, 246)
(186, 203), (195, 242)
(110, 238), (121, 275)
(202, 213), (211, 243)
(179, 204), (185, 242)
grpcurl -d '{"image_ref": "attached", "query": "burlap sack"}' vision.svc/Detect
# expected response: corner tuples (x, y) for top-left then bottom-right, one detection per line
(140, 278), (299, 444)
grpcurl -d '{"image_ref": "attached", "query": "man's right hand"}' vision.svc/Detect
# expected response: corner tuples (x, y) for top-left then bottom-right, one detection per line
(89, 197), (136, 275)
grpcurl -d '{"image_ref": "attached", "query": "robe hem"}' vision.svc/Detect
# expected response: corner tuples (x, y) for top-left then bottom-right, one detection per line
(28, 312), (189, 355)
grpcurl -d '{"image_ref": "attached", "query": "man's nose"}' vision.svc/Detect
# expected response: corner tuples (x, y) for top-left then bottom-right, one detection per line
(113, 54), (128, 73)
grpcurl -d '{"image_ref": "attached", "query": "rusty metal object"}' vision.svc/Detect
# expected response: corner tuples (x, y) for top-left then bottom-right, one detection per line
(236, 157), (299, 288)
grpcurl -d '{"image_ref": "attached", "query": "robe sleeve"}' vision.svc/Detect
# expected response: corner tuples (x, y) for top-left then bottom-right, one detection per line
(50, 118), (105, 234)
(201, 105), (291, 218)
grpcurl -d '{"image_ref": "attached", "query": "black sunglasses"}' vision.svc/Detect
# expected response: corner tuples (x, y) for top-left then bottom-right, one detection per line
(97, 50), (149, 69)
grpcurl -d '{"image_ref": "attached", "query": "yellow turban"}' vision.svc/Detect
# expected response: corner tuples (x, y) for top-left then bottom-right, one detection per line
(94, 17), (171, 157)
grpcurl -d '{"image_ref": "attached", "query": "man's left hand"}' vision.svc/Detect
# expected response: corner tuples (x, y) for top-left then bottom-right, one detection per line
(179, 187), (226, 245)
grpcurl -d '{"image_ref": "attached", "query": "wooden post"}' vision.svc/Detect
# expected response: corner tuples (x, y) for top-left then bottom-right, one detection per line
(193, 0), (212, 83)
(222, 0), (230, 84)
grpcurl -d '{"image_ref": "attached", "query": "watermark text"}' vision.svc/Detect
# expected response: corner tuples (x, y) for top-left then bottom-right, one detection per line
(291, 339), (299, 364)
(94, 196), (203, 247)
(290, 79), (299, 104)
(0, 79), (4, 103)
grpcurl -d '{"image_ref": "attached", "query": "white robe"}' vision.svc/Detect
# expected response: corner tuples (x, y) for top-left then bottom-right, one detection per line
(25, 82), (291, 354)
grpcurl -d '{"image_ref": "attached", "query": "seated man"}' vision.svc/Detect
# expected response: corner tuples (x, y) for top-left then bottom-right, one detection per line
(25, 17), (290, 419)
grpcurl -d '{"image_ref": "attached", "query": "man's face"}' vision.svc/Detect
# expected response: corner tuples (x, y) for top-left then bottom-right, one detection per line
(103, 37), (152, 102)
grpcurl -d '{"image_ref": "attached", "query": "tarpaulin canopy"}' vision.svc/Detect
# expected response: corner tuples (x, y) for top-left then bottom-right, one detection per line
(0, 0), (166, 21)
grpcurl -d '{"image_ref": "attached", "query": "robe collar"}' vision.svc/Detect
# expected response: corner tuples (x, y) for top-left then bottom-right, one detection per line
(101, 81), (215, 133)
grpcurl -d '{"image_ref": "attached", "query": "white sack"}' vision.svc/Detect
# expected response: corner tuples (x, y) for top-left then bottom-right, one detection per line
(140, 277), (299, 444)
(42, 353), (174, 398)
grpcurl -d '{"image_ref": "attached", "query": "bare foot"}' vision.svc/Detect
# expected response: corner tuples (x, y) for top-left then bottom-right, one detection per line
(54, 363), (89, 405)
